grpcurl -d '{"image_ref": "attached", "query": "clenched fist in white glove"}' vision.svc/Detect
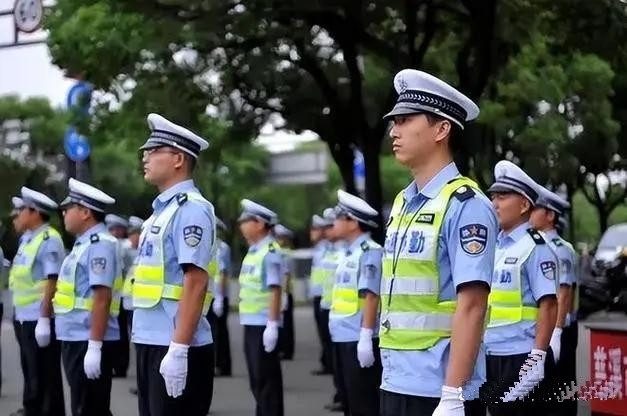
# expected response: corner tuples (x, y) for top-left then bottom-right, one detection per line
(212, 296), (224, 317)
(83, 340), (102, 380)
(549, 328), (562, 364)
(263, 320), (279, 353)
(356, 328), (375, 368)
(35, 317), (51, 347)
(159, 342), (189, 398)
(432, 385), (465, 416)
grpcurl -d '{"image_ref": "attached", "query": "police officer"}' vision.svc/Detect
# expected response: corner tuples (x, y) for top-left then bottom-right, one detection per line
(481, 160), (559, 414)
(54, 178), (122, 416)
(530, 186), (578, 415)
(328, 190), (383, 416)
(8, 187), (66, 416)
(319, 208), (348, 412)
(105, 214), (133, 378)
(380, 69), (497, 416)
(309, 214), (334, 375)
(237, 199), (284, 416)
(132, 114), (216, 416)
(10, 196), (27, 368)
(209, 217), (233, 377)
(274, 224), (295, 360)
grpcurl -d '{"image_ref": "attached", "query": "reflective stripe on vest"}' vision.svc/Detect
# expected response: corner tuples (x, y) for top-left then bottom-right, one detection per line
(320, 247), (343, 309)
(380, 177), (480, 350)
(487, 231), (538, 328)
(330, 238), (380, 319)
(9, 227), (62, 307)
(132, 192), (216, 313)
(53, 233), (124, 317)
(238, 240), (279, 315)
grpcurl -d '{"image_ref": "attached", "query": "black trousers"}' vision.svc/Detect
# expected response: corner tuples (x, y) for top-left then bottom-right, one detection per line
(278, 293), (294, 360)
(478, 350), (557, 416)
(244, 325), (284, 416)
(330, 336), (346, 406)
(135, 343), (214, 416)
(112, 307), (131, 377)
(13, 319), (65, 416)
(207, 297), (232, 375)
(379, 390), (484, 416)
(62, 340), (114, 416)
(334, 340), (382, 416)
(553, 322), (579, 415)
(313, 297), (333, 372)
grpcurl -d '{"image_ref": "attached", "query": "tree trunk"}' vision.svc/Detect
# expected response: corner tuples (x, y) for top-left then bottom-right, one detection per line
(597, 204), (609, 236)
(362, 131), (384, 243)
(328, 140), (356, 195)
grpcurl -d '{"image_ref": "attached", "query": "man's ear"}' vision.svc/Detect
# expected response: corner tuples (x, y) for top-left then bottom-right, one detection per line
(434, 119), (452, 143)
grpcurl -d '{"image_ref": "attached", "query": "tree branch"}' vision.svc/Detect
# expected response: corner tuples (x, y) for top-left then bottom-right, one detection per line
(414, 0), (438, 67)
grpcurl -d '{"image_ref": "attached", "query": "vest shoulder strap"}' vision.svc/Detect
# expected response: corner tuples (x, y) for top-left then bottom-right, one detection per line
(527, 228), (546, 245)
(43, 231), (50, 240)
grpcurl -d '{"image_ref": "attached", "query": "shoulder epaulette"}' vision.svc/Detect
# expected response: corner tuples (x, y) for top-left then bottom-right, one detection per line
(90, 234), (100, 244)
(268, 243), (276, 253)
(43, 231), (50, 240)
(176, 193), (188, 205)
(552, 238), (563, 247)
(360, 240), (370, 252)
(527, 229), (545, 245)
(452, 185), (475, 202)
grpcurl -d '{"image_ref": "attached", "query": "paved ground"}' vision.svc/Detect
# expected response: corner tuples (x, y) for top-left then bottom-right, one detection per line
(0, 304), (613, 415)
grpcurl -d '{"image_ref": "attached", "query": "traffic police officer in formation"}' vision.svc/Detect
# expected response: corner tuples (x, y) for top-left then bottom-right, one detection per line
(209, 217), (233, 377)
(54, 178), (122, 416)
(381, 69), (497, 416)
(274, 223), (295, 360)
(105, 213), (133, 378)
(481, 160), (558, 413)
(318, 208), (348, 412)
(309, 214), (334, 375)
(328, 190), (383, 416)
(530, 185), (579, 415)
(9, 187), (66, 416)
(237, 199), (284, 416)
(131, 114), (217, 416)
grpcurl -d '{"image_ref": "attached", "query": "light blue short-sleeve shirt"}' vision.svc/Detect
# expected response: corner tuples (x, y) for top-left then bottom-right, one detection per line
(329, 233), (382, 342)
(484, 223), (558, 356)
(14, 224), (65, 322)
(55, 223), (120, 341)
(544, 229), (577, 286)
(132, 180), (215, 347)
(380, 163), (498, 400)
(213, 239), (231, 297)
(239, 235), (283, 326)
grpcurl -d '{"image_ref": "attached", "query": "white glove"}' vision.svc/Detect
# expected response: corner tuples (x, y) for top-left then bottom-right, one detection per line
(263, 320), (279, 353)
(281, 293), (288, 312)
(549, 327), (562, 364)
(35, 317), (51, 347)
(432, 385), (465, 416)
(159, 342), (189, 398)
(83, 340), (102, 380)
(212, 296), (224, 317)
(357, 328), (375, 368)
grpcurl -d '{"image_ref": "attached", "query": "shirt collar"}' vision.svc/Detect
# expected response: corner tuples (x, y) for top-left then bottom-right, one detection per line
(153, 179), (197, 209)
(28, 223), (50, 241)
(498, 221), (531, 245)
(346, 233), (370, 254)
(543, 228), (559, 240)
(77, 223), (107, 243)
(403, 162), (460, 202)
(250, 234), (275, 252)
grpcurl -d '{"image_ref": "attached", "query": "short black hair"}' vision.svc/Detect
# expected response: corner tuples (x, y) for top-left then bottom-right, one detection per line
(93, 210), (106, 223)
(28, 207), (51, 223)
(185, 153), (197, 174)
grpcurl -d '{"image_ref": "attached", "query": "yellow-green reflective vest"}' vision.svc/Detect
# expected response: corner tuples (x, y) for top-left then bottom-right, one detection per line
(320, 246), (343, 309)
(132, 192), (216, 314)
(380, 177), (480, 350)
(311, 242), (330, 288)
(53, 233), (124, 317)
(330, 239), (380, 319)
(9, 227), (62, 307)
(487, 229), (541, 328)
(239, 240), (280, 316)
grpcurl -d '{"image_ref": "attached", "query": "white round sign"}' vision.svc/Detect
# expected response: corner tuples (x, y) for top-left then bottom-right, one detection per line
(13, 0), (44, 33)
